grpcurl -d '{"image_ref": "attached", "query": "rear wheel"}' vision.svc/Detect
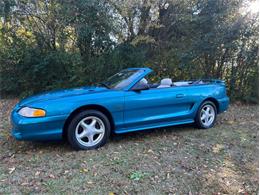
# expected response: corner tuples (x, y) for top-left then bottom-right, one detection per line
(195, 101), (217, 129)
(67, 110), (111, 150)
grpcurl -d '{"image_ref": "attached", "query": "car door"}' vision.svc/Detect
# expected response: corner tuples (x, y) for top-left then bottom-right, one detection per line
(122, 86), (191, 130)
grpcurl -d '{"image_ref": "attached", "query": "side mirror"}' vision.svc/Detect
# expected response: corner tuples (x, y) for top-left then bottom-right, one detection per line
(132, 83), (150, 91)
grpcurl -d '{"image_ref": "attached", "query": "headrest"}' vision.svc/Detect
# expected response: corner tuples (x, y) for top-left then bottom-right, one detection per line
(139, 78), (148, 84)
(160, 78), (172, 85)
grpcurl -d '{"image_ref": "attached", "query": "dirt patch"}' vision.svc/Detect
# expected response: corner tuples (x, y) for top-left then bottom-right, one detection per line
(0, 99), (258, 194)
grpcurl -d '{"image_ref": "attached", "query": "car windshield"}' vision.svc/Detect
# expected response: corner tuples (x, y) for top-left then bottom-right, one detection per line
(100, 69), (144, 89)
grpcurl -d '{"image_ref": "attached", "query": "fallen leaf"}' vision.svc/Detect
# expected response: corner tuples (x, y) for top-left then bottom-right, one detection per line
(8, 167), (15, 174)
(226, 120), (234, 125)
(238, 188), (244, 193)
(35, 171), (40, 176)
(213, 144), (225, 153)
(147, 149), (154, 153)
(80, 168), (88, 173)
(49, 174), (55, 178)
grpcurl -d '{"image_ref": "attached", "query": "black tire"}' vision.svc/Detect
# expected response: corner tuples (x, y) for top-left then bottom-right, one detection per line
(195, 101), (217, 129)
(67, 110), (111, 150)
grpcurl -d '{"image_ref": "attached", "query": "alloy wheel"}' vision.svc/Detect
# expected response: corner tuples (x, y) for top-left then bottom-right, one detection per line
(200, 104), (215, 127)
(75, 116), (105, 147)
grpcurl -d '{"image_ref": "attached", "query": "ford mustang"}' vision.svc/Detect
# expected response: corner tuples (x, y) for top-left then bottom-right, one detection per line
(11, 67), (229, 150)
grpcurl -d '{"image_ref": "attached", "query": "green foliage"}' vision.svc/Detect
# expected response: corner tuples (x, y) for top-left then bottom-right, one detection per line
(0, 0), (258, 103)
(129, 171), (149, 181)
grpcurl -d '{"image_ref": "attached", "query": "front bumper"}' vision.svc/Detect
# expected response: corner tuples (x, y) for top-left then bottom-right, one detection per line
(11, 106), (67, 141)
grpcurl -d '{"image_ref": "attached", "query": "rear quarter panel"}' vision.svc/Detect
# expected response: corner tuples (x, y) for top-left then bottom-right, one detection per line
(184, 84), (229, 118)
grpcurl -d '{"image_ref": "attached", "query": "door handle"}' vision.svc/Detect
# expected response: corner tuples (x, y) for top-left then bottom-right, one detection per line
(176, 94), (184, 98)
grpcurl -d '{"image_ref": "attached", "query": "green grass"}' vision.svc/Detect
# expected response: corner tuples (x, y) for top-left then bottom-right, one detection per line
(0, 99), (258, 194)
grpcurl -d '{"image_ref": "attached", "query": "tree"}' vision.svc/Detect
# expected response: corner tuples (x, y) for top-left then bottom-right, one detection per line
(0, 0), (258, 102)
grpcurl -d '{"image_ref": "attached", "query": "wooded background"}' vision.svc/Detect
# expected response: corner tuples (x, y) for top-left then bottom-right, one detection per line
(0, 0), (258, 102)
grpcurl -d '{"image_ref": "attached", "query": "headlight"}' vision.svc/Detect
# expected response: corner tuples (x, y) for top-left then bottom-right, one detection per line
(18, 107), (46, 117)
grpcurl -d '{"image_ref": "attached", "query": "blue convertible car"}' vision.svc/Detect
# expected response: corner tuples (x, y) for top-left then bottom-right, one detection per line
(11, 68), (229, 150)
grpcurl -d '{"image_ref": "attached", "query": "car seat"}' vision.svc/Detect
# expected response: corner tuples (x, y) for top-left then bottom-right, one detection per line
(157, 78), (172, 88)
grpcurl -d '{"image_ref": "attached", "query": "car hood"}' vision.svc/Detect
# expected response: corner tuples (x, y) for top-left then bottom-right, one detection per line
(18, 86), (108, 106)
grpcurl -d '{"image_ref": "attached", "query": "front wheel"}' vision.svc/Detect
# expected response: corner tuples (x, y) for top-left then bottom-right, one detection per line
(195, 101), (217, 129)
(67, 110), (111, 150)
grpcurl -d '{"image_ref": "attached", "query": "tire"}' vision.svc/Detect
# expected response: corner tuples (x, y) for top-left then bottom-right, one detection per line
(67, 110), (111, 150)
(195, 101), (217, 129)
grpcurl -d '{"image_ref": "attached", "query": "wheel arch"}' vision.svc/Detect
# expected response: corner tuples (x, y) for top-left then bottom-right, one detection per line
(203, 97), (219, 113)
(62, 104), (115, 139)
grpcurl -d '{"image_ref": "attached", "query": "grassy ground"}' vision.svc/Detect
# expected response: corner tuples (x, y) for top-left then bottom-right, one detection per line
(0, 99), (258, 194)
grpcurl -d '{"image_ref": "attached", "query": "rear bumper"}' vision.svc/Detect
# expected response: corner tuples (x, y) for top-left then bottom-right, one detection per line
(11, 109), (67, 141)
(218, 97), (229, 113)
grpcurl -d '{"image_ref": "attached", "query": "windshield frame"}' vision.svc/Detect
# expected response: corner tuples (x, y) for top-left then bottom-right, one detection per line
(101, 68), (152, 90)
